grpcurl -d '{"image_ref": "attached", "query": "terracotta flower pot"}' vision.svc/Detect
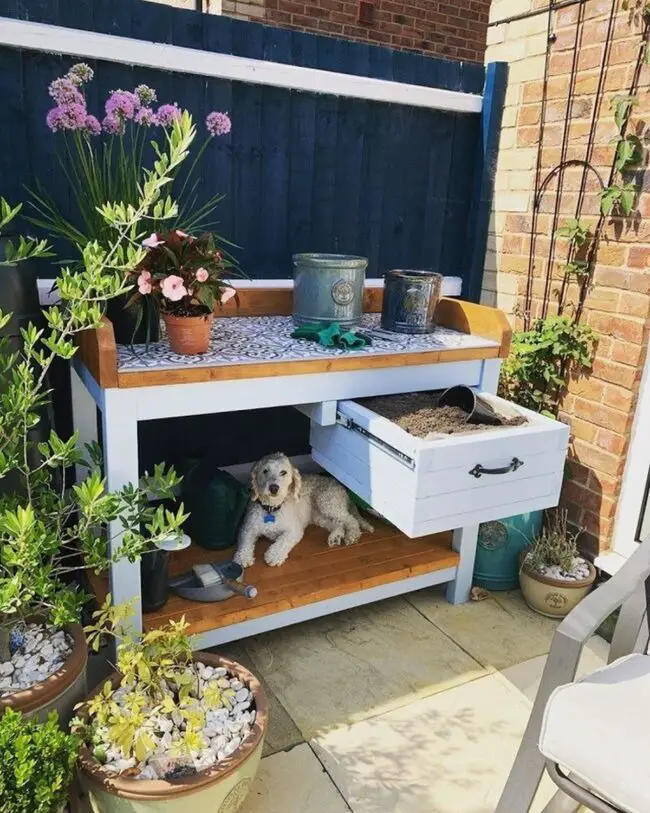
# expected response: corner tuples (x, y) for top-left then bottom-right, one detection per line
(519, 552), (597, 619)
(76, 652), (268, 813)
(162, 312), (214, 355)
(0, 623), (88, 727)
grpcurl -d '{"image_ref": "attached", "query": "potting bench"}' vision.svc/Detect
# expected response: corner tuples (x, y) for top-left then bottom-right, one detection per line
(73, 287), (565, 647)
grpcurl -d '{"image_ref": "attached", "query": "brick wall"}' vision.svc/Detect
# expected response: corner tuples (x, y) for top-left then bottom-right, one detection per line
(484, 0), (650, 555)
(147, 0), (491, 61)
(263, 0), (490, 61)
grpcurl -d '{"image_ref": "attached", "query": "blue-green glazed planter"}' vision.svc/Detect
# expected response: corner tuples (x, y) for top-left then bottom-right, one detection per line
(473, 511), (544, 591)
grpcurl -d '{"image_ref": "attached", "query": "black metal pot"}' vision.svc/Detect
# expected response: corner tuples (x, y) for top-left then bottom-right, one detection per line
(140, 547), (170, 613)
(381, 269), (443, 335)
(106, 294), (160, 346)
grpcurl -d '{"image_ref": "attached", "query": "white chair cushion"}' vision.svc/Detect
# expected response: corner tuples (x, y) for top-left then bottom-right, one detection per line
(539, 653), (650, 813)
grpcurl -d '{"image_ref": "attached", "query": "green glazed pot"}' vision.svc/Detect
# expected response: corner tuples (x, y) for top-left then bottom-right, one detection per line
(76, 652), (267, 813)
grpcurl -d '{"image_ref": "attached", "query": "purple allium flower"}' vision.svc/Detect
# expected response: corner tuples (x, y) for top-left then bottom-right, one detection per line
(135, 107), (158, 127)
(46, 103), (89, 132)
(105, 89), (140, 121)
(134, 84), (157, 106)
(155, 103), (182, 127)
(102, 114), (125, 136)
(48, 77), (85, 107)
(84, 114), (101, 136)
(68, 63), (94, 84)
(205, 111), (232, 137)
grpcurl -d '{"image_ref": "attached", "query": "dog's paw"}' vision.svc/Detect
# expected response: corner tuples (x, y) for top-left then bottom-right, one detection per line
(327, 529), (345, 547)
(344, 533), (361, 546)
(264, 546), (288, 567)
(234, 551), (255, 569)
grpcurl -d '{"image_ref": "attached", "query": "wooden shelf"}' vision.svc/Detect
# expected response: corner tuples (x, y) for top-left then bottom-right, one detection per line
(89, 521), (457, 637)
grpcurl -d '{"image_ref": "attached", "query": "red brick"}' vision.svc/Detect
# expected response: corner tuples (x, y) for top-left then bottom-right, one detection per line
(609, 339), (645, 368)
(602, 385), (634, 412)
(587, 312), (646, 344)
(591, 357), (637, 388)
(572, 439), (625, 477)
(570, 398), (629, 434)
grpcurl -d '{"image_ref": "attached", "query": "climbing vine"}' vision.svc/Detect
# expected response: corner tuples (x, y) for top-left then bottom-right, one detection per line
(502, 4), (650, 418)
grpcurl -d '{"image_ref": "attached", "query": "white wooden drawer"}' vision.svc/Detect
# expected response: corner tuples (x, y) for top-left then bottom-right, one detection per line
(310, 393), (570, 537)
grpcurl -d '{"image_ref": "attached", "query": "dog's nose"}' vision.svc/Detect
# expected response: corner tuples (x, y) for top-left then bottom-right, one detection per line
(269, 483), (279, 495)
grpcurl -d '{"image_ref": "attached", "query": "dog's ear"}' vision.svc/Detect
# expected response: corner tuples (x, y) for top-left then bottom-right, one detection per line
(289, 463), (302, 500)
(250, 460), (262, 502)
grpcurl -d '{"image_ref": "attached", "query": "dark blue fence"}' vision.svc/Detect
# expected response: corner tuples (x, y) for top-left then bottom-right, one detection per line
(0, 0), (503, 298)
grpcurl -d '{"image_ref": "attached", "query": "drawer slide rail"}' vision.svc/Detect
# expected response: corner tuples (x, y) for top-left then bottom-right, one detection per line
(336, 413), (416, 470)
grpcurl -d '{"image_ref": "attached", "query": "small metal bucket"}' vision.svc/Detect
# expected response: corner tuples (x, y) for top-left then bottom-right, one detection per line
(381, 269), (443, 334)
(293, 253), (368, 328)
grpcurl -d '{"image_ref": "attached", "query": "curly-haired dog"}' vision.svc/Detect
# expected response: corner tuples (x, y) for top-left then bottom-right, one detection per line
(234, 453), (374, 568)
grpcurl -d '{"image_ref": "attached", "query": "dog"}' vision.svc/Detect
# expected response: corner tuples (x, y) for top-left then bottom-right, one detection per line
(234, 453), (374, 568)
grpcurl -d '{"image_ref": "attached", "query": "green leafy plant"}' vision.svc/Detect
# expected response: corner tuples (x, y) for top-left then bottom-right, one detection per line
(0, 115), (196, 638)
(499, 316), (597, 417)
(76, 600), (215, 762)
(524, 509), (581, 574)
(556, 217), (590, 249)
(0, 708), (79, 813)
(600, 181), (637, 216)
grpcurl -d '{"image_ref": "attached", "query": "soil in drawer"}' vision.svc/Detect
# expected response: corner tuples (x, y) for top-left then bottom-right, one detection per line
(310, 392), (570, 538)
(361, 391), (526, 438)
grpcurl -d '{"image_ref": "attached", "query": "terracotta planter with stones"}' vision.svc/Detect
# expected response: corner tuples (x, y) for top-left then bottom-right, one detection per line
(162, 312), (214, 355)
(519, 552), (597, 619)
(77, 652), (268, 813)
(0, 623), (87, 727)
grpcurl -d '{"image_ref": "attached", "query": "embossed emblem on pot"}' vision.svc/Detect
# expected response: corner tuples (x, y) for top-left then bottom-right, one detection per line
(331, 278), (355, 306)
(478, 521), (508, 551)
(218, 777), (253, 813)
(544, 591), (568, 610)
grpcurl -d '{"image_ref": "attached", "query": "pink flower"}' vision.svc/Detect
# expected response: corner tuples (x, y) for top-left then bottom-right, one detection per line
(206, 111), (232, 137)
(156, 104), (182, 126)
(142, 233), (164, 248)
(137, 270), (152, 295)
(46, 103), (89, 132)
(48, 77), (85, 106)
(135, 107), (157, 127)
(105, 89), (140, 120)
(84, 114), (101, 136)
(161, 275), (188, 302)
(220, 288), (237, 304)
(102, 114), (124, 135)
(195, 267), (209, 282)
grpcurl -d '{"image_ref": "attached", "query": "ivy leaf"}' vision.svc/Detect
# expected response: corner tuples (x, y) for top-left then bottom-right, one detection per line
(600, 185), (621, 216)
(620, 183), (637, 215)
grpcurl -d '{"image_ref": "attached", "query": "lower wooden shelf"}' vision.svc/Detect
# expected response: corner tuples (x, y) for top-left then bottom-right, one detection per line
(89, 520), (457, 637)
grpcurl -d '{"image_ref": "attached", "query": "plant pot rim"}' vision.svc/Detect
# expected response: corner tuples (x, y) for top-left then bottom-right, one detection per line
(76, 651), (268, 801)
(0, 622), (87, 716)
(519, 550), (597, 589)
(161, 311), (213, 324)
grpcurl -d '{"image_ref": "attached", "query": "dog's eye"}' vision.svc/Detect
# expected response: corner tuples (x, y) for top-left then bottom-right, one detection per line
(280, 470), (287, 476)
(263, 468), (269, 475)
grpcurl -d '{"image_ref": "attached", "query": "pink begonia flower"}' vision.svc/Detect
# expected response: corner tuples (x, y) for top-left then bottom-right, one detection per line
(195, 267), (209, 282)
(161, 275), (188, 302)
(137, 270), (152, 295)
(142, 233), (164, 248)
(175, 230), (188, 238)
(221, 288), (237, 304)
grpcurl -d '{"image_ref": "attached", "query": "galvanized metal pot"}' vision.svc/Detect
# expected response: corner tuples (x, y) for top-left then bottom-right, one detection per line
(381, 269), (443, 334)
(292, 254), (368, 328)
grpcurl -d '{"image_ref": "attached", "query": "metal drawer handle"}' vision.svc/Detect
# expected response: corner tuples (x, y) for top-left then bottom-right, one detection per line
(469, 457), (524, 479)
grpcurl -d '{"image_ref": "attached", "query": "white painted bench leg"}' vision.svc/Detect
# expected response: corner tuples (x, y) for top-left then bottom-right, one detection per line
(102, 389), (142, 635)
(70, 366), (98, 485)
(541, 790), (581, 813)
(445, 524), (479, 604)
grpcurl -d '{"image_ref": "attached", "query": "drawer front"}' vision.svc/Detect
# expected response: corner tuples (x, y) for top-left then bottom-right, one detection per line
(311, 392), (569, 537)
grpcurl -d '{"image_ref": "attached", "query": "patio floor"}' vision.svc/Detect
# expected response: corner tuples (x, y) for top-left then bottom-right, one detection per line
(85, 587), (607, 812)
(215, 587), (608, 813)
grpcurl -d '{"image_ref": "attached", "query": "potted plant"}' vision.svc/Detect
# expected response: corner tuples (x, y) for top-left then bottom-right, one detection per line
(28, 63), (233, 345)
(73, 604), (267, 813)
(0, 708), (80, 813)
(519, 510), (596, 618)
(129, 229), (238, 355)
(0, 116), (195, 723)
